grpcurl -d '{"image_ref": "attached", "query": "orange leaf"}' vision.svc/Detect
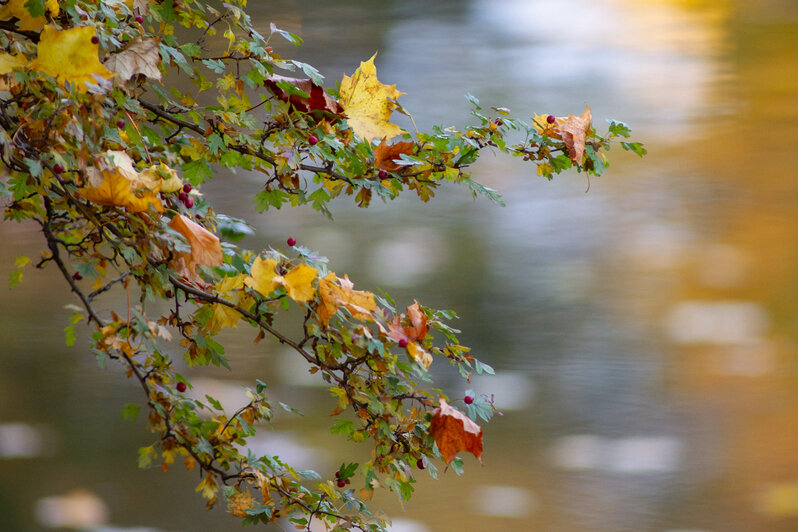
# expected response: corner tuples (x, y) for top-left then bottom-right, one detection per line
(429, 398), (483, 464)
(405, 301), (429, 341)
(316, 272), (375, 325)
(373, 140), (415, 173)
(168, 215), (223, 282)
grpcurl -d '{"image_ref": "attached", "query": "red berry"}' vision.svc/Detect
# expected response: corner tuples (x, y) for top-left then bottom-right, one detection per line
(337, 479), (346, 488)
(116, 119), (125, 128)
(72, 272), (83, 281)
(308, 135), (318, 145)
(378, 169), (388, 179)
(53, 163), (64, 174)
(184, 197), (194, 209)
(182, 183), (193, 193)
(416, 459), (425, 470)
(176, 382), (187, 393)
(398, 338), (408, 348)
(178, 192), (188, 203)
(546, 114), (556, 124)
(464, 395), (474, 405)
(287, 237), (297, 246)
(91, 36), (99, 45)
(335, 471), (340, 478)
(165, 290), (173, 298)
(495, 118), (504, 126)
(135, 15), (144, 23)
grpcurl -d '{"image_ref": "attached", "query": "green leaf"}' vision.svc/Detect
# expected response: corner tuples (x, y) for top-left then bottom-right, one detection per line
(121, 403), (142, 421)
(621, 141), (647, 157)
(270, 23), (303, 45)
(181, 159), (213, 184)
(24, 0), (45, 18)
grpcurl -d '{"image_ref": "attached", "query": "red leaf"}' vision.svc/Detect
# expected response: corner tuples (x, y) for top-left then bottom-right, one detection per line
(429, 398), (483, 464)
(264, 75), (343, 116)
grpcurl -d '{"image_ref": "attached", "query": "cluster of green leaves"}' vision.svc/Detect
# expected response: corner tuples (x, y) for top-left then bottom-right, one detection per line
(0, 0), (643, 529)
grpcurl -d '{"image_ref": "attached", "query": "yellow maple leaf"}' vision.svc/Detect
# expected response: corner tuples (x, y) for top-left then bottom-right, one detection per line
(208, 303), (241, 331)
(280, 263), (318, 302)
(245, 256), (280, 297)
(317, 272), (340, 325)
(30, 26), (114, 91)
(339, 53), (405, 142)
(0, 0), (58, 31)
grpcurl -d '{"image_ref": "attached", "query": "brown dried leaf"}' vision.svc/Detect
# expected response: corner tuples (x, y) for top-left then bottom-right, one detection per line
(556, 105), (592, 165)
(104, 37), (161, 82)
(405, 301), (429, 341)
(429, 398), (483, 464)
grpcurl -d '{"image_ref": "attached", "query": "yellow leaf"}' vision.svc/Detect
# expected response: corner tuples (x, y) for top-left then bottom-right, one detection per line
(30, 26), (114, 91)
(0, 52), (26, 74)
(339, 53), (405, 142)
(406, 341), (433, 370)
(316, 272), (375, 324)
(104, 37), (162, 82)
(78, 151), (163, 213)
(281, 263), (318, 302)
(140, 163), (183, 193)
(216, 273), (247, 294)
(0, 0), (58, 31)
(195, 474), (218, 500)
(208, 303), (241, 331)
(245, 256), (279, 297)
(533, 106), (592, 165)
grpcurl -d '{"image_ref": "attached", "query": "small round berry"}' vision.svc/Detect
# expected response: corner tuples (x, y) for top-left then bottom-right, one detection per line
(91, 36), (100, 45)
(495, 118), (504, 126)
(165, 290), (174, 298)
(176, 381), (187, 393)
(416, 459), (425, 470)
(184, 197), (194, 209)
(398, 338), (409, 348)
(135, 15), (144, 23)
(182, 183), (193, 193)
(72, 272), (83, 281)
(53, 163), (64, 174)
(464, 395), (474, 405)
(337, 479), (346, 488)
(287, 237), (297, 246)
(178, 191), (188, 203)
(308, 135), (318, 145)
(116, 119), (125, 129)
(546, 114), (556, 124)
(378, 169), (388, 179)
(335, 470), (340, 478)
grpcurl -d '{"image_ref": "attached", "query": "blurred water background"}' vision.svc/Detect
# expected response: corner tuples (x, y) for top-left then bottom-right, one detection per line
(3, 0), (798, 530)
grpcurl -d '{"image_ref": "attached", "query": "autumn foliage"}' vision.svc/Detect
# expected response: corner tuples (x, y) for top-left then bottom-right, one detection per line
(0, 0), (643, 529)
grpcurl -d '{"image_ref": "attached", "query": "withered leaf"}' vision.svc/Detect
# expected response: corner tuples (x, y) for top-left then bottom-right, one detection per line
(168, 214), (223, 282)
(104, 37), (162, 82)
(429, 398), (483, 464)
(556, 105), (592, 165)
(264, 74), (343, 116)
(373, 139), (415, 173)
